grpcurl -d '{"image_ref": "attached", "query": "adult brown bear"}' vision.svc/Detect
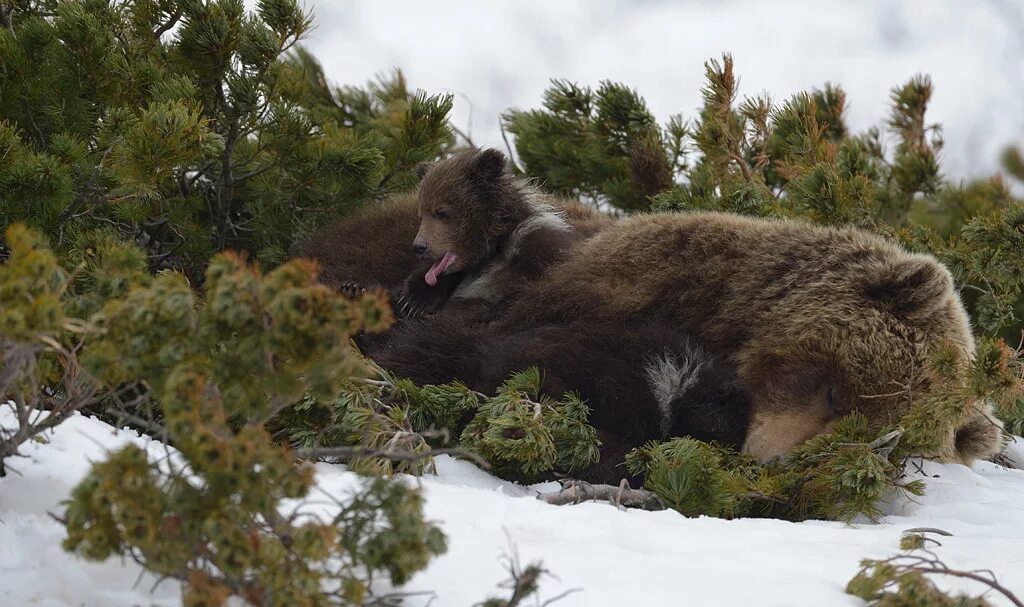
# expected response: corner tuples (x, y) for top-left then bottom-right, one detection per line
(369, 314), (750, 485)
(496, 211), (1003, 463)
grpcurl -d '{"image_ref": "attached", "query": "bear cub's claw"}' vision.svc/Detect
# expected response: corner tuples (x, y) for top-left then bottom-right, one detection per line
(393, 270), (464, 319)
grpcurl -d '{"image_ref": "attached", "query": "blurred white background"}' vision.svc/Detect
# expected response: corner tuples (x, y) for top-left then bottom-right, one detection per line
(294, 0), (1024, 181)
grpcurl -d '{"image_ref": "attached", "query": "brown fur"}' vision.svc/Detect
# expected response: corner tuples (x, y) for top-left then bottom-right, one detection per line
(299, 193), (421, 292)
(399, 149), (613, 319)
(414, 148), (534, 275)
(498, 211), (1003, 463)
(300, 160), (612, 303)
(367, 314), (750, 484)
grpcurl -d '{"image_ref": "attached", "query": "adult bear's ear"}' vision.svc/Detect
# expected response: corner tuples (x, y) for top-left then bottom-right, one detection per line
(473, 148), (507, 183)
(416, 161), (432, 180)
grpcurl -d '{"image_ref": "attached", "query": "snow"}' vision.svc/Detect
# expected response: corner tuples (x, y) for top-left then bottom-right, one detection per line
(291, 0), (1024, 184)
(0, 413), (180, 607)
(3, 412), (1024, 606)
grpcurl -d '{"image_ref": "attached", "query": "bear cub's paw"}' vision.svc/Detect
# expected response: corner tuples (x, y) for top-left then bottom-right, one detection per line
(393, 270), (464, 319)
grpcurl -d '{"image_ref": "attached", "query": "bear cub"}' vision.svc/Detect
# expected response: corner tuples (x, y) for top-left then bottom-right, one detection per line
(395, 147), (594, 321)
(300, 193), (422, 296)
(300, 148), (611, 323)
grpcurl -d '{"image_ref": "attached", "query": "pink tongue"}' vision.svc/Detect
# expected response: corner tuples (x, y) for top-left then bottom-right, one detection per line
(424, 251), (457, 286)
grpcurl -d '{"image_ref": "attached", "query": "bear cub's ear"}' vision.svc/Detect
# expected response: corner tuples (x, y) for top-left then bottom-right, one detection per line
(473, 148), (507, 182)
(416, 161), (432, 180)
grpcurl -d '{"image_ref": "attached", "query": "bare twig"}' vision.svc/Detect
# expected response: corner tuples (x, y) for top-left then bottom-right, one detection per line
(451, 125), (476, 148)
(499, 119), (525, 173)
(538, 478), (665, 511)
(480, 540), (581, 607)
(296, 444), (491, 470)
(903, 527), (953, 537)
(1, 333), (108, 476)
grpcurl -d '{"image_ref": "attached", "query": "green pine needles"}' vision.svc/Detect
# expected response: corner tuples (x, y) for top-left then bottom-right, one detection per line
(846, 531), (1023, 606)
(0, 0), (453, 277)
(278, 366), (600, 483)
(1, 223), (443, 605)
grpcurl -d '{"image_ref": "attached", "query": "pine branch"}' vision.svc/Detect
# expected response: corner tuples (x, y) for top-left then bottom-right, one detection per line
(0, 335), (101, 476)
(478, 545), (581, 607)
(851, 552), (1023, 606)
(152, 10), (181, 39)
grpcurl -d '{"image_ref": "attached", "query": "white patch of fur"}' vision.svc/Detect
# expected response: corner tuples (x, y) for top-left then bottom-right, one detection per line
(644, 344), (710, 438)
(453, 192), (570, 303)
(505, 202), (570, 261)
(451, 267), (500, 302)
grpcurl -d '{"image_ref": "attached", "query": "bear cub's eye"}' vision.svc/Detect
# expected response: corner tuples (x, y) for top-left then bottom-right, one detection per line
(434, 209), (450, 220)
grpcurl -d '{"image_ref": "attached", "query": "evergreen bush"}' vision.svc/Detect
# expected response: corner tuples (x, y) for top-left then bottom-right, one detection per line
(0, 224), (444, 605)
(0, 0), (453, 278)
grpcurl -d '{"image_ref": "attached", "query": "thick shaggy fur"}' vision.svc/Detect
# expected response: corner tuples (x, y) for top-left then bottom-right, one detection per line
(300, 193), (421, 292)
(497, 212), (1003, 463)
(300, 152), (612, 310)
(368, 316), (750, 484)
(404, 148), (612, 318)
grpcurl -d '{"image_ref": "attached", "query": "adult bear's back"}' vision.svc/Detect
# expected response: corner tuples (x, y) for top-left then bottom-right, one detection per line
(502, 211), (997, 463)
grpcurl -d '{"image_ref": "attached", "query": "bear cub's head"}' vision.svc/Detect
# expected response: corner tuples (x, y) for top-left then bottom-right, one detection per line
(413, 148), (534, 285)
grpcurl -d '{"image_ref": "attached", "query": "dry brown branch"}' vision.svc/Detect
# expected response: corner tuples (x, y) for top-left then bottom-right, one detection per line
(537, 478), (665, 510)
(0, 333), (106, 476)
(903, 527), (953, 536)
(478, 541), (581, 607)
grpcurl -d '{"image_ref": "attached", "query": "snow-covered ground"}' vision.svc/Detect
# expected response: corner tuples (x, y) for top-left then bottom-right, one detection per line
(3, 412), (1024, 606)
(294, 0), (1024, 184)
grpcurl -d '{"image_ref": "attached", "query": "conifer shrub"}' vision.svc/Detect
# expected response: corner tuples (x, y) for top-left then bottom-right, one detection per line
(0, 224), (445, 605)
(276, 366), (600, 483)
(2, 6), (1024, 603)
(503, 80), (678, 212)
(458, 368), (599, 481)
(846, 531), (1022, 606)
(0, 0), (453, 278)
(499, 54), (1024, 521)
(0, 224), (105, 476)
(622, 416), (923, 523)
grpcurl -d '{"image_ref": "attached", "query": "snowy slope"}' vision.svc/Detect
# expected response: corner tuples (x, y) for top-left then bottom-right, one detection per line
(2, 412), (1024, 606)
(296, 0), (1024, 184)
